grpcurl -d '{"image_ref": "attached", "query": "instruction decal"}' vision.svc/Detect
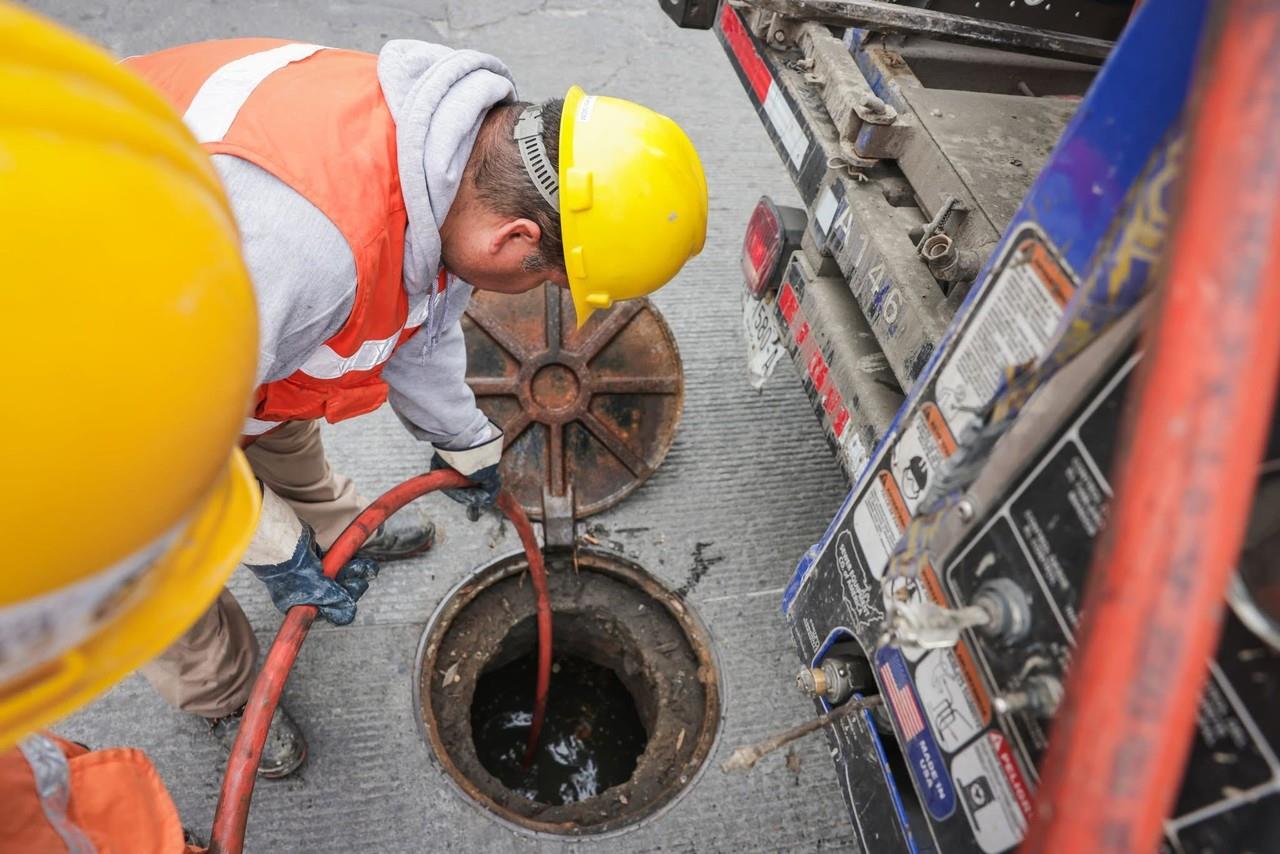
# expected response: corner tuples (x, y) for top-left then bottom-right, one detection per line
(853, 471), (910, 579)
(891, 403), (958, 514)
(784, 225), (1081, 618)
(834, 530), (884, 631)
(877, 647), (956, 820)
(950, 731), (1033, 854)
(915, 647), (991, 752)
(935, 227), (1075, 438)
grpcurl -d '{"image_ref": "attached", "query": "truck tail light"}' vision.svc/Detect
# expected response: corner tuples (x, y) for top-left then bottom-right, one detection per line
(741, 196), (807, 299)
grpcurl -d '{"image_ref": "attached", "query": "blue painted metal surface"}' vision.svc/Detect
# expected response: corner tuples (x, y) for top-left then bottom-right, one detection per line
(778, 3), (1212, 849)
(811, 628), (922, 852)
(783, 0), (1210, 612)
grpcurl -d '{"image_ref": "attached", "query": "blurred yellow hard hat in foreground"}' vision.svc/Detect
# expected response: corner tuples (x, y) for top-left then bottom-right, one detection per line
(0, 2), (260, 748)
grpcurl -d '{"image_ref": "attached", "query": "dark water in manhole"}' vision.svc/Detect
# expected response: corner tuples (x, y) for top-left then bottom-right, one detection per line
(470, 652), (648, 805)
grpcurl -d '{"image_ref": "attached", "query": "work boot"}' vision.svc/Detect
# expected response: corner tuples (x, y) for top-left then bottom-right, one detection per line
(356, 513), (436, 562)
(209, 704), (307, 779)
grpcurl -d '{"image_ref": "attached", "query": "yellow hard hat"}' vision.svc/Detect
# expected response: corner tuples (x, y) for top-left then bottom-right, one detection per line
(0, 4), (260, 748)
(558, 85), (708, 326)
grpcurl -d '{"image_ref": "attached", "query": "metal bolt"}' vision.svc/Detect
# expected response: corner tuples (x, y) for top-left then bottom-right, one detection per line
(772, 28), (787, 44)
(973, 578), (1032, 644)
(994, 674), (1063, 718)
(796, 666), (826, 697)
(956, 499), (975, 522)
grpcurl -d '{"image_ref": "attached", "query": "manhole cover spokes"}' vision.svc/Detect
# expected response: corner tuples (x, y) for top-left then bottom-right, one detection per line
(463, 284), (683, 519)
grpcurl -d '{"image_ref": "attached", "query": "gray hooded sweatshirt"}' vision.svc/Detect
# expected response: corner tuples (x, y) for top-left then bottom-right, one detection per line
(213, 40), (515, 452)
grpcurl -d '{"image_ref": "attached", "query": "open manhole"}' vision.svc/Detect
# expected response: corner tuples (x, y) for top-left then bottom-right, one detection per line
(414, 549), (721, 836)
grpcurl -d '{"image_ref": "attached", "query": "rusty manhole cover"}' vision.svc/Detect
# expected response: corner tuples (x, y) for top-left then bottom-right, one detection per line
(463, 284), (683, 520)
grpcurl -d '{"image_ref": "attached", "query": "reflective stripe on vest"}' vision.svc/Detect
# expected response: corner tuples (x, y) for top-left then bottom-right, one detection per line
(183, 43), (325, 142)
(295, 282), (436, 380)
(130, 41), (418, 439)
(180, 43), (423, 384)
(239, 269), (445, 436)
(18, 735), (96, 854)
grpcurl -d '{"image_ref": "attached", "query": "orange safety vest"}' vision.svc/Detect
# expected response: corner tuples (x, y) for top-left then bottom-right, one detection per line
(126, 40), (441, 440)
(0, 733), (199, 853)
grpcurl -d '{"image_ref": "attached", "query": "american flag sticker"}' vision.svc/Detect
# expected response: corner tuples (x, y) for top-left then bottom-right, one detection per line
(876, 646), (957, 820)
(880, 659), (926, 741)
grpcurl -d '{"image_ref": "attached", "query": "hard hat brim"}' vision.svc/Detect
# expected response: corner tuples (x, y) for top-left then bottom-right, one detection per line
(0, 450), (260, 749)
(557, 84), (709, 329)
(559, 84), (598, 328)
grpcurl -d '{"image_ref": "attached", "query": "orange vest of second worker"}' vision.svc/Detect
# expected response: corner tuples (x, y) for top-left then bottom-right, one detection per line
(0, 733), (201, 853)
(126, 40), (446, 441)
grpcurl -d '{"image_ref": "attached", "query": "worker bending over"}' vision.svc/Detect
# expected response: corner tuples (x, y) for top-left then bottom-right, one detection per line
(2, 20), (711, 788)
(120, 35), (707, 775)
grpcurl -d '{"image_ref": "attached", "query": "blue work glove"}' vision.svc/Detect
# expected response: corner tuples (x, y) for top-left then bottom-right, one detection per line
(430, 423), (505, 517)
(430, 452), (502, 508)
(245, 524), (378, 626)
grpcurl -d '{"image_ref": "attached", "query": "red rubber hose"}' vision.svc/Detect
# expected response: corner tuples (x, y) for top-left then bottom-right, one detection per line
(208, 472), (553, 854)
(498, 490), (552, 769)
(1022, 3), (1280, 851)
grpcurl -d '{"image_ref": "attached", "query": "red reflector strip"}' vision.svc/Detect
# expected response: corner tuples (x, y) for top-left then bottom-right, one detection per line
(783, 283), (853, 444)
(832, 406), (850, 438)
(778, 282), (800, 324)
(807, 350), (828, 391)
(720, 4), (771, 102)
(822, 386), (842, 416)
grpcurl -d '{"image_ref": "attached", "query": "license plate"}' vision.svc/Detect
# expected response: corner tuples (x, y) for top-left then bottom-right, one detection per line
(743, 292), (785, 390)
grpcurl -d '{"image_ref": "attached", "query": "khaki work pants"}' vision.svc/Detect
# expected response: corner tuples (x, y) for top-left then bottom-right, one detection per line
(140, 420), (364, 718)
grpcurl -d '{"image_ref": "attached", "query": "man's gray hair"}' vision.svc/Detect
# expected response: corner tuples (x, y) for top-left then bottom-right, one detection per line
(471, 98), (566, 274)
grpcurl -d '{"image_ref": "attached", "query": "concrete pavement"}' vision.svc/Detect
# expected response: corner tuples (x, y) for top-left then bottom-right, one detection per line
(36, 1), (860, 850)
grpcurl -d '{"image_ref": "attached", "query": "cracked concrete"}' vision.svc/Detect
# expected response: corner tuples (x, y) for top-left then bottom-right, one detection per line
(444, 0), (543, 32)
(33, 0), (859, 850)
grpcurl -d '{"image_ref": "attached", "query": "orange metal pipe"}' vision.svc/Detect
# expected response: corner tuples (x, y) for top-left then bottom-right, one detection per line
(1023, 2), (1280, 851)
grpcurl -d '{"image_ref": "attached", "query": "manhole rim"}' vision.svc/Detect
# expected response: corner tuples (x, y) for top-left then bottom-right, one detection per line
(412, 546), (724, 840)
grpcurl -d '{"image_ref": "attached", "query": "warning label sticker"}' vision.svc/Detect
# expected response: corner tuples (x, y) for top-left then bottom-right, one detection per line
(915, 647), (991, 752)
(891, 403), (958, 515)
(951, 731), (1035, 854)
(853, 470), (910, 579)
(935, 230), (1075, 438)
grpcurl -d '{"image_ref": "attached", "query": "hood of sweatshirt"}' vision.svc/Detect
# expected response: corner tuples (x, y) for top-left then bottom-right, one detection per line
(377, 39), (516, 349)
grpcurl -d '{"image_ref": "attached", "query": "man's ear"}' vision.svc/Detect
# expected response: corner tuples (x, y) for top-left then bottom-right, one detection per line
(488, 217), (542, 257)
